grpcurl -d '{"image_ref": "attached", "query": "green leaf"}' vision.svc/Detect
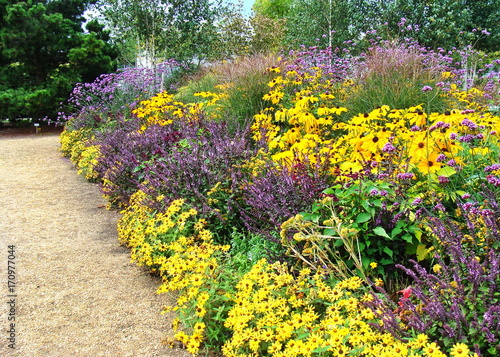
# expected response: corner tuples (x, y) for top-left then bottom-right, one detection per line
(301, 213), (320, 223)
(416, 244), (431, 261)
(313, 346), (331, 353)
(323, 185), (341, 194)
(356, 212), (371, 223)
(361, 199), (371, 212)
(323, 228), (337, 236)
(414, 229), (423, 243)
(391, 226), (403, 238)
(373, 226), (391, 239)
(401, 233), (415, 243)
(436, 166), (456, 177)
(383, 246), (393, 258)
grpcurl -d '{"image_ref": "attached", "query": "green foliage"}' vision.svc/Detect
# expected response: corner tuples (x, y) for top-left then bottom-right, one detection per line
(215, 2), (252, 58)
(248, 13), (286, 54)
(0, 0), (117, 121)
(281, 179), (425, 285)
(382, 0), (500, 51)
(229, 230), (283, 269)
(284, 0), (369, 49)
(252, 0), (292, 18)
(97, 0), (225, 67)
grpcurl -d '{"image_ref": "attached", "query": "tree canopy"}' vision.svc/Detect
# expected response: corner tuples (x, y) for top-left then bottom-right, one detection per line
(95, 0), (225, 67)
(251, 0), (500, 52)
(0, 0), (117, 121)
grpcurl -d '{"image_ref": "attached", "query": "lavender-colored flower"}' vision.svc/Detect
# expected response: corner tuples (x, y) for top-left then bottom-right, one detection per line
(397, 172), (414, 180)
(422, 85), (433, 92)
(433, 202), (446, 212)
(382, 142), (397, 153)
(485, 164), (500, 172)
(412, 197), (423, 206)
(461, 118), (478, 130)
(436, 154), (447, 163)
(438, 176), (450, 184)
(447, 159), (457, 167)
(458, 134), (475, 143)
(486, 175), (500, 187)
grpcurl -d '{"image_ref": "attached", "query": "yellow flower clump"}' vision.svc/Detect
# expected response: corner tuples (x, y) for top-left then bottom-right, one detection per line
(117, 190), (229, 354)
(222, 259), (476, 357)
(252, 67), (348, 164)
(132, 91), (188, 130)
(132, 88), (229, 131)
(329, 104), (500, 178)
(253, 66), (500, 181)
(60, 128), (100, 180)
(76, 144), (100, 180)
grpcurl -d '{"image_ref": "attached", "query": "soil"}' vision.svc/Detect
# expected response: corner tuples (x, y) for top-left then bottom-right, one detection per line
(0, 132), (192, 357)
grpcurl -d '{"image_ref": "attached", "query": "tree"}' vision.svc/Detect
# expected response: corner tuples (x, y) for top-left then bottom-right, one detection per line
(253, 0), (292, 18)
(0, 0), (117, 121)
(382, 0), (500, 51)
(249, 13), (286, 54)
(214, 2), (252, 58)
(96, 0), (226, 67)
(284, 0), (355, 49)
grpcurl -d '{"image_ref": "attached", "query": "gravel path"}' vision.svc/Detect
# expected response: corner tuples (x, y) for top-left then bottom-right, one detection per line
(0, 133), (190, 357)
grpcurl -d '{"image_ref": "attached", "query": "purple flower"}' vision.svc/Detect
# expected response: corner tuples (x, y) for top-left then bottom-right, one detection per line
(382, 142), (397, 153)
(461, 118), (478, 130)
(433, 203), (446, 211)
(458, 134), (475, 143)
(438, 176), (450, 184)
(412, 197), (423, 206)
(436, 154), (447, 163)
(397, 172), (414, 180)
(447, 159), (457, 167)
(485, 164), (500, 172)
(486, 175), (500, 187)
(422, 85), (433, 92)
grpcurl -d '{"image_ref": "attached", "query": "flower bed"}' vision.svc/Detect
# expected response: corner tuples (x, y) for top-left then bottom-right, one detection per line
(59, 42), (500, 356)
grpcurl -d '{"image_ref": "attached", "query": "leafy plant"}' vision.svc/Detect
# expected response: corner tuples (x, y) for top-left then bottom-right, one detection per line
(366, 193), (500, 356)
(281, 178), (425, 285)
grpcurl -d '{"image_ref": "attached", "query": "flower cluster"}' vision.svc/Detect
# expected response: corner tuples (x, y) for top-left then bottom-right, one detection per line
(223, 259), (476, 357)
(118, 191), (230, 354)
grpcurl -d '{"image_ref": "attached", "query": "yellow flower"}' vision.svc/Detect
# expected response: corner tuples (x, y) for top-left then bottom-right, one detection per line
(370, 262), (378, 269)
(416, 152), (442, 175)
(432, 264), (442, 273)
(267, 341), (282, 354)
(450, 342), (470, 357)
(423, 342), (445, 357)
(411, 333), (429, 348)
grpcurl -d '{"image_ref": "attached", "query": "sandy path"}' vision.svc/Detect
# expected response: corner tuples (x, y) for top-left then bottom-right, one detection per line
(0, 134), (190, 357)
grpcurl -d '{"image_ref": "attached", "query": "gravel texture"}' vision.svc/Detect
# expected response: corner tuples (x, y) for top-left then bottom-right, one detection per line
(0, 133), (191, 357)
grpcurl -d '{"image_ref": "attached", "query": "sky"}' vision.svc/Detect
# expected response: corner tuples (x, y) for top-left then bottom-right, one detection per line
(233, 0), (255, 16)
